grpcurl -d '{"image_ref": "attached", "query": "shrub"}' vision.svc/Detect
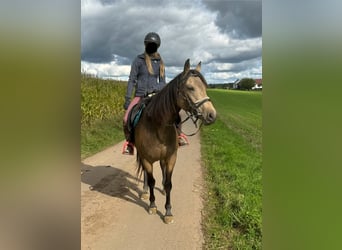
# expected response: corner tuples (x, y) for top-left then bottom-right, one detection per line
(238, 78), (256, 90)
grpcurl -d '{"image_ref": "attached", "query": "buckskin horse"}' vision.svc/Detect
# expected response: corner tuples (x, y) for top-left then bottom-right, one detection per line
(133, 59), (216, 224)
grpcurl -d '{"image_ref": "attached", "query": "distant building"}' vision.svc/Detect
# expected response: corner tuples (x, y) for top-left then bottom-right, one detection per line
(252, 79), (262, 90)
(233, 79), (240, 89)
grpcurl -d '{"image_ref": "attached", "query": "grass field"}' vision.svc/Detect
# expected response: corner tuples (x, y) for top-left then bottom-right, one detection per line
(81, 74), (126, 159)
(201, 89), (262, 249)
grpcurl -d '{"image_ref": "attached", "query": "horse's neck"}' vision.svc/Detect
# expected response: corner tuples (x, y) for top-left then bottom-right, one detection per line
(165, 107), (180, 124)
(150, 106), (180, 126)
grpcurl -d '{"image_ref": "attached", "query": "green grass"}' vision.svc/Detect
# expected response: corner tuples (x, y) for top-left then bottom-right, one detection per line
(201, 89), (262, 249)
(81, 116), (124, 159)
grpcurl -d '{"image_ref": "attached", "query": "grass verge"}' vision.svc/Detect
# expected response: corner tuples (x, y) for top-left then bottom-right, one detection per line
(81, 115), (124, 159)
(201, 89), (262, 249)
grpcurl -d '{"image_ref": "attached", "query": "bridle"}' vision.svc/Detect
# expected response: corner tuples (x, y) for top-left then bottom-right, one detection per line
(178, 73), (212, 136)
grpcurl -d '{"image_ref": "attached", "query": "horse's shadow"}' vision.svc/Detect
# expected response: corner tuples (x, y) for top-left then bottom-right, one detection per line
(81, 163), (164, 219)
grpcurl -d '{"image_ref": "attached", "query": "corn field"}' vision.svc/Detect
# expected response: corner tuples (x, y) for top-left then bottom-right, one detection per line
(81, 74), (127, 126)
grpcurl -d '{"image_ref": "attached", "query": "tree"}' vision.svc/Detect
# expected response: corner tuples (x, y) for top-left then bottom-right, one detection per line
(238, 78), (255, 90)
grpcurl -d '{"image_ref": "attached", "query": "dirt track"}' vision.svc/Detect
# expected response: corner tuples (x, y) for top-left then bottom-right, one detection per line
(81, 117), (205, 249)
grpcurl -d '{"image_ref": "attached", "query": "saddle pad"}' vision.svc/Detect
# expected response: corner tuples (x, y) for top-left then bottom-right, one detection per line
(128, 102), (145, 133)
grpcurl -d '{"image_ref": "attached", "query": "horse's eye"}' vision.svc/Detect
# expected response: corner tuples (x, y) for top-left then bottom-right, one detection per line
(187, 86), (194, 91)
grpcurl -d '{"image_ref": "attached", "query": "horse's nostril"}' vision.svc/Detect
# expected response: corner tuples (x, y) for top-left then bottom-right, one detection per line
(207, 112), (216, 122)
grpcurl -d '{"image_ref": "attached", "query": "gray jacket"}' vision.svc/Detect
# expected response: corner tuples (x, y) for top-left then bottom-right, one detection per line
(125, 54), (166, 103)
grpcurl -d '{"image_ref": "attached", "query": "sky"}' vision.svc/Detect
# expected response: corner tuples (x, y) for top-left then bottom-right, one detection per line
(81, 0), (262, 84)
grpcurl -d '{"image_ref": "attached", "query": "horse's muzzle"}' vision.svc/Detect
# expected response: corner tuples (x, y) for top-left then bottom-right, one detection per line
(202, 109), (216, 125)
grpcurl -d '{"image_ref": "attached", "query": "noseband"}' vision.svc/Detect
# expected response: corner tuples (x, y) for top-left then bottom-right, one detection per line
(185, 95), (211, 119)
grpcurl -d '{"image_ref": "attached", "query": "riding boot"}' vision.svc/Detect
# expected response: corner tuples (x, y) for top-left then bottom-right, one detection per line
(123, 121), (131, 141)
(176, 116), (189, 146)
(122, 121), (134, 155)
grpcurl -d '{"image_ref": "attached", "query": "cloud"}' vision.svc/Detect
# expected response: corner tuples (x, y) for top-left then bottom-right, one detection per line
(202, 0), (262, 39)
(81, 61), (131, 80)
(81, 0), (262, 83)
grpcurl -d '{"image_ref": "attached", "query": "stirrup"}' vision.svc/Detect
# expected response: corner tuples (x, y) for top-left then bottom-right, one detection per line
(122, 141), (134, 155)
(178, 133), (189, 146)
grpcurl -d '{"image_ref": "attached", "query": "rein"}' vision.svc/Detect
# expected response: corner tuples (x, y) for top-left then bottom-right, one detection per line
(179, 111), (203, 136)
(179, 96), (211, 136)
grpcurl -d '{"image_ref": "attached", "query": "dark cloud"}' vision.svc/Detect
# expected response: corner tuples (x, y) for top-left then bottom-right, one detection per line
(212, 49), (261, 64)
(81, 0), (262, 83)
(81, 3), (144, 63)
(202, 0), (262, 39)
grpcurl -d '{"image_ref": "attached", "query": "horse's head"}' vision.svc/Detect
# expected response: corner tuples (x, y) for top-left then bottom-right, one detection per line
(178, 59), (216, 125)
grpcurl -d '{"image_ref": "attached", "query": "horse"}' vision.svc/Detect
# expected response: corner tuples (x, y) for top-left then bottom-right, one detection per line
(134, 59), (216, 224)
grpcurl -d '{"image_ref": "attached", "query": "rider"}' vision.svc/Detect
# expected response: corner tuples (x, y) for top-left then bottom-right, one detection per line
(122, 32), (188, 155)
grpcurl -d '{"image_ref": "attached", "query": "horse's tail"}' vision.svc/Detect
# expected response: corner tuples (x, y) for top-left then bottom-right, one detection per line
(136, 153), (144, 179)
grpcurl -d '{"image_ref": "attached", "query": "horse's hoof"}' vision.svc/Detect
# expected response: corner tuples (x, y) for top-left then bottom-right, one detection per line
(164, 215), (174, 224)
(140, 192), (149, 200)
(149, 207), (157, 215)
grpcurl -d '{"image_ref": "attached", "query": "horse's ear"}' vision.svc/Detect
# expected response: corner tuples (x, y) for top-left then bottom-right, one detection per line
(183, 59), (190, 74)
(196, 61), (201, 72)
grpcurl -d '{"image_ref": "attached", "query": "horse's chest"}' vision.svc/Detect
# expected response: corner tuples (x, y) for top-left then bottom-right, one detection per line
(135, 124), (177, 161)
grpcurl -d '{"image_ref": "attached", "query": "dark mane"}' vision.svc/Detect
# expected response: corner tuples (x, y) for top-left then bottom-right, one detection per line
(145, 73), (182, 124)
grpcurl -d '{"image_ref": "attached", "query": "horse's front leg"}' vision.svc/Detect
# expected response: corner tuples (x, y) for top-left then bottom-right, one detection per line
(164, 157), (176, 224)
(140, 170), (149, 200)
(146, 172), (157, 214)
(160, 160), (166, 195)
(164, 169), (173, 224)
(142, 160), (157, 215)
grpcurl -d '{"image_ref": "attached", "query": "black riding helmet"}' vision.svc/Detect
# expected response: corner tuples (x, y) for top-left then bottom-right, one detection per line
(144, 32), (161, 48)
